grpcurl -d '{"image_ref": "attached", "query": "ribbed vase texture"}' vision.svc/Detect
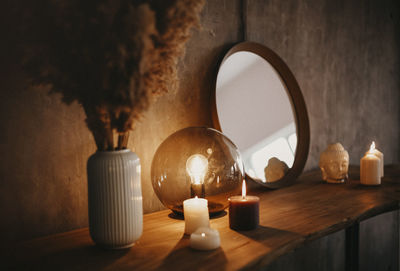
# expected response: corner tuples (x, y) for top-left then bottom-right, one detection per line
(87, 149), (143, 249)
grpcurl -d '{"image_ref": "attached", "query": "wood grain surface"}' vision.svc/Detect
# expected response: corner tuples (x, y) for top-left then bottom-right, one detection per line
(4, 165), (400, 271)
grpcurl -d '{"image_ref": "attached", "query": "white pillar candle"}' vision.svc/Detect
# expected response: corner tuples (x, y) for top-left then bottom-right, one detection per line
(365, 141), (384, 178)
(360, 153), (381, 186)
(183, 197), (209, 235)
(190, 227), (220, 251)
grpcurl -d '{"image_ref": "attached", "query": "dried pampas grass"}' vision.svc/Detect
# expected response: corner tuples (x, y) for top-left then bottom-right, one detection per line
(24, 0), (205, 151)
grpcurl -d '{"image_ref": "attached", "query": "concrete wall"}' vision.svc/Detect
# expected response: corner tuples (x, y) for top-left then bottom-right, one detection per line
(246, 0), (400, 170)
(0, 0), (399, 246)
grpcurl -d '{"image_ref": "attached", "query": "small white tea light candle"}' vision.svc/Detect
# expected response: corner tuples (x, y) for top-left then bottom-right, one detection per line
(190, 227), (220, 251)
(360, 142), (381, 185)
(365, 141), (384, 178)
(183, 197), (209, 235)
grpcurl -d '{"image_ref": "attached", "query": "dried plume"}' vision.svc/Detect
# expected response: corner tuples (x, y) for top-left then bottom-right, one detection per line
(23, 0), (205, 150)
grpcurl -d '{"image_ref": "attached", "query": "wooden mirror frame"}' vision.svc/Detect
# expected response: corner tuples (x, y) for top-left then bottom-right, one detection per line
(211, 42), (310, 189)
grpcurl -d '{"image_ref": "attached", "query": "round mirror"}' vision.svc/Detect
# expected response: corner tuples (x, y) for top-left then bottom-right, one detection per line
(212, 42), (310, 188)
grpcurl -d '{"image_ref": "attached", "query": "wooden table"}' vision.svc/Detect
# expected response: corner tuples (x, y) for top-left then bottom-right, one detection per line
(4, 165), (400, 271)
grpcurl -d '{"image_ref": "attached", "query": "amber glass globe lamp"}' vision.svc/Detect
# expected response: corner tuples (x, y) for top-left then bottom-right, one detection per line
(151, 127), (244, 215)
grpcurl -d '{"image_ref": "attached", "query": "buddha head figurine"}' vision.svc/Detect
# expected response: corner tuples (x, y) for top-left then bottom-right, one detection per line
(264, 157), (289, 183)
(319, 143), (349, 183)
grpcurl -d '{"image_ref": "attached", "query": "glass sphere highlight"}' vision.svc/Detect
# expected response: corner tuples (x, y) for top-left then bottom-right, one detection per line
(151, 127), (244, 214)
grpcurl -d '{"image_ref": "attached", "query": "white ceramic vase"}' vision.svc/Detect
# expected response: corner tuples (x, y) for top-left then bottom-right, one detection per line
(87, 149), (143, 249)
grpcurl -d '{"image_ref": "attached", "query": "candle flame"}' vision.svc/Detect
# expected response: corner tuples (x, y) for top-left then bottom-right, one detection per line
(369, 141), (376, 152)
(242, 180), (246, 199)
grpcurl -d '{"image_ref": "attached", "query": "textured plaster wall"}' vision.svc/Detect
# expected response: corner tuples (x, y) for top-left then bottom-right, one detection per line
(246, 0), (400, 170)
(0, 0), (399, 245)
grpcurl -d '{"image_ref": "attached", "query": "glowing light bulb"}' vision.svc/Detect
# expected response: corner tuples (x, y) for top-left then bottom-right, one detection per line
(186, 154), (208, 185)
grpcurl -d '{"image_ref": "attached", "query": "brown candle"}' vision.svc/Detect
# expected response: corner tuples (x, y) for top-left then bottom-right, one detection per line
(228, 181), (260, 231)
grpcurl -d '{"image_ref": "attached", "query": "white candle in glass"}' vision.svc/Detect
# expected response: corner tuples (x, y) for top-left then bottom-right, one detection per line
(190, 227), (220, 250)
(360, 143), (381, 185)
(183, 197), (209, 234)
(365, 141), (384, 178)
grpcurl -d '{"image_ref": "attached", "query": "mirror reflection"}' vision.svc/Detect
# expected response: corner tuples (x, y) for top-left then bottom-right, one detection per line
(216, 51), (296, 183)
